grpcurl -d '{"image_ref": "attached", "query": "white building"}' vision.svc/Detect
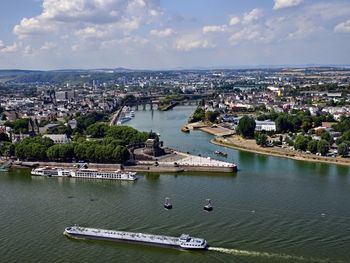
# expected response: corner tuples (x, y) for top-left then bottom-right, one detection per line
(43, 134), (71, 144)
(255, 120), (276, 132)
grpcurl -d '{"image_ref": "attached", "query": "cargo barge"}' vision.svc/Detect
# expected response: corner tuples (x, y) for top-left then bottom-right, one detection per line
(64, 225), (208, 250)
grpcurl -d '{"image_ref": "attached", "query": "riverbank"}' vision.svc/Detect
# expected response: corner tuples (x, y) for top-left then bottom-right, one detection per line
(183, 121), (234, 136)
(13, 148), (237, 173)
(212, 135), (350, 166)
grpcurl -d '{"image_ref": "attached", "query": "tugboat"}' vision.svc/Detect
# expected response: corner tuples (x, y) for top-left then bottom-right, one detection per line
(164, 197), (173, 210)
(203, 199), (213, 212)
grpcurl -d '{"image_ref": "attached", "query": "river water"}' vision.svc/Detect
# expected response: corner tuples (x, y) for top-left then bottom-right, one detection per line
(1, 106), (349, 263)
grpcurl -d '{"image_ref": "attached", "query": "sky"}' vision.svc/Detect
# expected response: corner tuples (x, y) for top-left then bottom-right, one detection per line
(0, 0), (349, 70)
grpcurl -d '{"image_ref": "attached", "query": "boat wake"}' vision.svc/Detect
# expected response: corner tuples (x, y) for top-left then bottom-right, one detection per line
(208, 247), (337, 263)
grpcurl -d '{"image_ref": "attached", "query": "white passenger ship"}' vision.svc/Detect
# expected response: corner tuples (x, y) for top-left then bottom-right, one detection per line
(64, 225), (208, 250)
(31, 167), (137, 181)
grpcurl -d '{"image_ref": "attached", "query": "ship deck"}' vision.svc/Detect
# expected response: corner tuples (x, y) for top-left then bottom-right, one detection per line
(66, 227), (180, 246)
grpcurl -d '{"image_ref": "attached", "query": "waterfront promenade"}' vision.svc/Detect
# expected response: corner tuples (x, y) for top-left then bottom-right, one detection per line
(14, 149), (237, 173)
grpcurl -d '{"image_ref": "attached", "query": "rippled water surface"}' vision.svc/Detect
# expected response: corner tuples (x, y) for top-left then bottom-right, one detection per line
(1, 106), (349, 263)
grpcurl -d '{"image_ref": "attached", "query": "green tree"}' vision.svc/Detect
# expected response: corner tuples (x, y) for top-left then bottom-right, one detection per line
(0, 142), (14, 157)
(86, 123), (109, 138)
(275, 114), (291, 133)
(307, 140), (318, 154)
(58, 144), (75, 161)
(290, 116), (302, 132)
(6, 118), (30, 133)
(0, 133), (10, 142)
(85, 145), (96, 162)
(205, 111), (220, 123)
(106, 126), (149, 145)
(112, 145), (129, 163)
(321, 132), (332, 143)
(255, 133), (268, 147)
(337, 130), (350, 145)
(75, 112), (108, 133)
(29, 143), (47, 160)
(333, 116), (350, 133)
(74, 143), (87, 161)
(301, 117), (312, 133)
(237, 116), (256, 139)
(294, 135), (309, 151)
(317, 140), (330, 156)
(51, 124), (72, 136)
(338, 142), (349, 157)
(46, 145), (61, 161)
(190, 107), (205, 123)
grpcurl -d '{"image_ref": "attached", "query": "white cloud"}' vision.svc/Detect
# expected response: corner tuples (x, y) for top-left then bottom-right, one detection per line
(273, 0), (304, 10)
(40, 42), (57, 50)
(13, 0), (161, 38)
(307, 2), (350, 20)
(229, 16), (240, 26)
(202, 25), (227, 34)
(286, 19), (323, 39)
(0, 42), (20, 53)
(175, 35), (213, 51)
(75, 26), (110, 39)
(13, 17), (56, 38)
(243, 8), (263, 24)
(23, 45), (34, 55)
(150, 28), (176, 37)
(334, 20), (350, 33)
(229, 27), (261, 45)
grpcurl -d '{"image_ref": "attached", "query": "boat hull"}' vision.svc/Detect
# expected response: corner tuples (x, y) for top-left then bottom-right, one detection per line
(64, 231), (206, 250)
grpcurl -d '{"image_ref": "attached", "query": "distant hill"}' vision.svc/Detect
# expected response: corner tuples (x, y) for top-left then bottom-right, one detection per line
(0, 65), (349, 85)
(0, 69), (44, 77)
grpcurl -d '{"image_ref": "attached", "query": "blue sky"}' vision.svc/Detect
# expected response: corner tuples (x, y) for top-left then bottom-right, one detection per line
(0, 0), (349, 70)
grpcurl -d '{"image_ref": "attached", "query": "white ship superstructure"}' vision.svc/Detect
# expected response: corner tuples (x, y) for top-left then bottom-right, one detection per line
(31, 167), (137, 181)
(71, 168), (136, 181)
(64, 226), (207, 250)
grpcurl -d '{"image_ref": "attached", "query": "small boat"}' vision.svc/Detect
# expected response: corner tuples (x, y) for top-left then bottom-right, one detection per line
(203, 199), (213, 212)
(164, 197), (173, 210)
(214, 150), (228, 157)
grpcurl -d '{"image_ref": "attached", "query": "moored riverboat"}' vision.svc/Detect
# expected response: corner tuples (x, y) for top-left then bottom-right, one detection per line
(31, 167), (137, 181)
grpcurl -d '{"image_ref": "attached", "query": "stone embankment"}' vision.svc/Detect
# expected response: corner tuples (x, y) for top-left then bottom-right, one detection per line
(14, 149), (237, 173)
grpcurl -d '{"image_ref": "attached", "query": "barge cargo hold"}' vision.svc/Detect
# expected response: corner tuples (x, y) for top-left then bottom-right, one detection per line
(64, 226), (208, 250)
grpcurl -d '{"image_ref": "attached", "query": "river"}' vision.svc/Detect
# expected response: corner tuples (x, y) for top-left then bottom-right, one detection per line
(1, 105), (349, 263)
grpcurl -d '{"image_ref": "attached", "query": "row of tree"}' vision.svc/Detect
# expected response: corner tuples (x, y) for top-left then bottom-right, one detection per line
(86, 124), (149, 145)
(14, 136), (130, 163)
(12, 125), (150, 163)
(257, 110), (335, 133)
